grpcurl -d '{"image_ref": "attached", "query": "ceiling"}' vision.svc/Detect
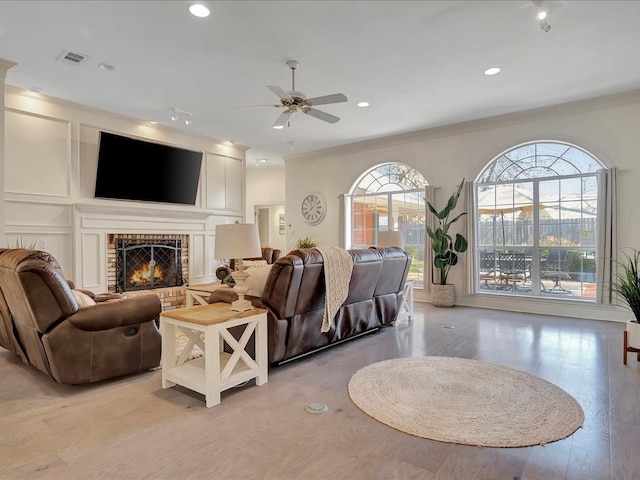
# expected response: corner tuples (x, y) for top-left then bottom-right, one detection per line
(1, 1), (640, 168)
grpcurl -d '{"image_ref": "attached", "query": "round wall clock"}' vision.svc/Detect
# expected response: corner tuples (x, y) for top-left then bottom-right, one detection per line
(301, 192), (327, 226)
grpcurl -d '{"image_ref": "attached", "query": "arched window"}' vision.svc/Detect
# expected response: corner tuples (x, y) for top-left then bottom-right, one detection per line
(475, 141), (604, 300)
(346, 163), (427, 288)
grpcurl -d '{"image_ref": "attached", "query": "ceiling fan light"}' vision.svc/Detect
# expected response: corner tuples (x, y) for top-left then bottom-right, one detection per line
(273, 125), (284, 130)
(484, 67), (501, 76)
(357, 101), (370, 108)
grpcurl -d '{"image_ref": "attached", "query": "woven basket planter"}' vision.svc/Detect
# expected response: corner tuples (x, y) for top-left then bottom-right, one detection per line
(431, 284), (456, 308)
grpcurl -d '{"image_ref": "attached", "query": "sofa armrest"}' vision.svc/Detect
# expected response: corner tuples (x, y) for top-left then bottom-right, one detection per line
(66, 294), (162, 331)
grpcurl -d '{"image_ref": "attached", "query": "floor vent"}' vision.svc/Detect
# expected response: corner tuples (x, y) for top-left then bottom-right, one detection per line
(58, 50), (89, 65)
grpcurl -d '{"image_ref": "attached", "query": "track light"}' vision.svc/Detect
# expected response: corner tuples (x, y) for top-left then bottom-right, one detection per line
(532, 1), (551, 32)
(169, 108), (193, 125)
(539, 19), (551, 32)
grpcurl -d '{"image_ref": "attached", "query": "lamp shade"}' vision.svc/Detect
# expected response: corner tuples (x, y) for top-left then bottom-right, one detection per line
(214, 223), (262, 260)
(377, 230), (403, 248)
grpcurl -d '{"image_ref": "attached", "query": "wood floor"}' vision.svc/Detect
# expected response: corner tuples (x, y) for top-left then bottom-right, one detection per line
(1, 303), (638, 480)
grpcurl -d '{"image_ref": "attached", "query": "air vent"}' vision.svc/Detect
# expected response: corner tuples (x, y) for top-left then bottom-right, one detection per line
(57, 50), (89, 65)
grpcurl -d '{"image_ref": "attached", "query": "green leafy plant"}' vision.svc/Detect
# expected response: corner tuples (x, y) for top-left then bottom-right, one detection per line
(612, 249), (640, 323)
(295, 237), (317, 249)
(426, 179), (468, 285)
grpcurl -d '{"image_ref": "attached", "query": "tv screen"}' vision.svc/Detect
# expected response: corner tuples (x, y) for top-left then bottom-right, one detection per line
(95, 132), (203, 205)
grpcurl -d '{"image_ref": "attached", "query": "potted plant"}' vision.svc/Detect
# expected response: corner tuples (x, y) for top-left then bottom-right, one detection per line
(612, 249), (640, 349)
(426, 178), (468, 307)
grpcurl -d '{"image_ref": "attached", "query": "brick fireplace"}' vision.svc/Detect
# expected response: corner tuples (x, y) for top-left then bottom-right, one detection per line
(107, 233), (190, 309)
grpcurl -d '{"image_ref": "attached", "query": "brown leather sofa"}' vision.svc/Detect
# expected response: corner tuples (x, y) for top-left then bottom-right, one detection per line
(209, 246), (411, 365)
(215, 247), (282, 281)
(0, 249), (162, 384)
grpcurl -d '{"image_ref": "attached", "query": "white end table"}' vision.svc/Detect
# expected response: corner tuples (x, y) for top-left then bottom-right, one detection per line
(161, 302), (268, 407)
(397, 279), (414, 322)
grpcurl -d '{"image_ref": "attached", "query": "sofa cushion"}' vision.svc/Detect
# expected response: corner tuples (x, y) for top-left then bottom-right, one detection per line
(71, 290), (96, 308)
(246, 264), (273, 297)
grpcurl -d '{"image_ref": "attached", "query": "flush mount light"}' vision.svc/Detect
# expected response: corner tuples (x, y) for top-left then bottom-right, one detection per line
(484, 67), (501, 76)
(357, 101), (370, 108)
(189, 3), (210, 17)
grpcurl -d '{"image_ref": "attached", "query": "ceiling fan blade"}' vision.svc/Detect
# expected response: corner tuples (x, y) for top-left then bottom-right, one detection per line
(306, 93), (348, 106)
(267, 85), (291, 101)
(273, 110), (292, 128)
(303, 108), (340, 124)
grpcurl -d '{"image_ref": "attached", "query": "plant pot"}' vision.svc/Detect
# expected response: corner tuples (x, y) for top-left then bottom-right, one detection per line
(431, 284), (456, 308)
(627, 321), (640, 349)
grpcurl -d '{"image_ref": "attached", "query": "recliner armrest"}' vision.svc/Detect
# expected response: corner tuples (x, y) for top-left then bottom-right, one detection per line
(66, 294), (162, 331)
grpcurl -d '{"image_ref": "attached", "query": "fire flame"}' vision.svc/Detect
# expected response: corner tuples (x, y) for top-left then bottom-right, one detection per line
(130, 262), (165, 285)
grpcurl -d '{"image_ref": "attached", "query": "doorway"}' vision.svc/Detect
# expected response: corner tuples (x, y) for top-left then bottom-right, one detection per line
(254, 204), (286, 253)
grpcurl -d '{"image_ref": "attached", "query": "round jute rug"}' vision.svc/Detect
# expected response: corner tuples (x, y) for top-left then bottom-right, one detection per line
(348, 356), (584, 448)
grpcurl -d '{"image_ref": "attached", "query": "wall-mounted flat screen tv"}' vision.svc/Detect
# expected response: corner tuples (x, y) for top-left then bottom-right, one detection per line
(95, 131), (203, 206)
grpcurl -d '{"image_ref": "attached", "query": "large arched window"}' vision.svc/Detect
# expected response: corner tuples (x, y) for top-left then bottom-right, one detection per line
(346, 163), (427, 288)
(475, 141), (604, 300)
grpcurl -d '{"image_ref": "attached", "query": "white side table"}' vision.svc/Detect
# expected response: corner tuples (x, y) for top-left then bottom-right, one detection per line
(161, 302), (268, 407)
(397, 280), (414, 322)
(185, 283), (230, 307)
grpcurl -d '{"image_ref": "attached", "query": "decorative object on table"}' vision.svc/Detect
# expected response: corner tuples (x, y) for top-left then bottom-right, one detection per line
(295, 236), (317, 249)
(425, 178), (468, 307)
(301, 192), (327, 226)
(376, 230), (403, 248)
(611, 248), (640, 362)
(348, 356), (584, 448)
(214, 223), (262, 312)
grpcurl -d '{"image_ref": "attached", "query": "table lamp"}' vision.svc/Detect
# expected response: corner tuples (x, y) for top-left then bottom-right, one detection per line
(377, 230), (404, 248)
(214, 223), (262, 312)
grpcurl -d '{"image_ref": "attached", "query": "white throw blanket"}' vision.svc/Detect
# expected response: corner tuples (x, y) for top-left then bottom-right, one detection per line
(316, 246), (354, 333)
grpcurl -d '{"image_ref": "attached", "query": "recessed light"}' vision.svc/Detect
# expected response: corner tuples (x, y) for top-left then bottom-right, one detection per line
(26, 86), (42, 93)
(357, 101), (370, 108)
(273, 125), (284, 130)
(224, 140), (235, 145)
(189, 3), (210, 17)
(149, 120), (157, 125)
(484, 67), (501, 76)
(99, 63), (116, 72)
(256, 158), (269, 165)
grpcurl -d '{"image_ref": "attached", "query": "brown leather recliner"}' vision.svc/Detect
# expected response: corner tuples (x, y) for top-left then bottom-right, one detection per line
(215, 247), (282, 281)
(0, 249), (162, 384)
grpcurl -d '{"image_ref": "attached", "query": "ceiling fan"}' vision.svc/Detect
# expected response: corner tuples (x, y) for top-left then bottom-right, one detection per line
(266, 60), (348, 128)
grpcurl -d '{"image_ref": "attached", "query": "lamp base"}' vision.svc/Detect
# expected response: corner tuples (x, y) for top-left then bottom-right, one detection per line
(230, 298), (253, 312)
(230, 268), (253, 312)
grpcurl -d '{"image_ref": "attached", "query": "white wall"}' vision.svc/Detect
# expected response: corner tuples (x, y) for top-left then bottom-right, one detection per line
(4, 86), (247, 290)
(246, 166), (286, 252)
(284, 89), (640, 321)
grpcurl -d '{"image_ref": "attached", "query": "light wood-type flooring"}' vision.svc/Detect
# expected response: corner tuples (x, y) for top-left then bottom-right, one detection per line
(1, 303), (638, 480)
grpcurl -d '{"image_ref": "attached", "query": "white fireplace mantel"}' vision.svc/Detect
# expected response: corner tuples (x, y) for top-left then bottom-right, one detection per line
(73, 202), (242, 293)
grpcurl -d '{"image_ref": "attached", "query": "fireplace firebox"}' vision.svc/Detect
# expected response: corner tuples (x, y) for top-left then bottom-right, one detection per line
(116, 238), (183, 293)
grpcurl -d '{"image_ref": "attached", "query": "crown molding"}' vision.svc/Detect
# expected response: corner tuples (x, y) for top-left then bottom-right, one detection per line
(286, 88), (640, 162)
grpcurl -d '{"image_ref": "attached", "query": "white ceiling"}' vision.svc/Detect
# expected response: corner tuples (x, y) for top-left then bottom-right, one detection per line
(1, 0), (640, 167)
